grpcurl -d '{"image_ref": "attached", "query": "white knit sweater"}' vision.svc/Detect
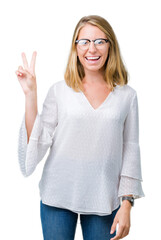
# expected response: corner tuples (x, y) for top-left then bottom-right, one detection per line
(18, 80), (145, 216)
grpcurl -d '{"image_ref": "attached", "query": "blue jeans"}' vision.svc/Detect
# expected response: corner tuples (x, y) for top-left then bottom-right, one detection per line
(40, 200), (120, 240)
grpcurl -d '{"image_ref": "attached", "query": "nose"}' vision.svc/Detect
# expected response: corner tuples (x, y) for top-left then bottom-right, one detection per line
(88, 41), (97, 53)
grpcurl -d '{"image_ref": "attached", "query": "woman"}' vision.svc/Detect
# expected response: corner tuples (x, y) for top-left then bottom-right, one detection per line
(16, 15), (145, 240)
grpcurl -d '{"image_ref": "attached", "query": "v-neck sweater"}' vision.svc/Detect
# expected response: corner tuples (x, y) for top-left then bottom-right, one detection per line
(18, 79), (145, 216)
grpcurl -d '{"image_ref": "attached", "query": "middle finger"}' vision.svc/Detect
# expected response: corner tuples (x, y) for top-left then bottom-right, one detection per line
(30, 51), (37, 74)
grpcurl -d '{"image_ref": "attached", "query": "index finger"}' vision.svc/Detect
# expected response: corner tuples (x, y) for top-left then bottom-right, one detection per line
(110, 226), (124, 240)
(30, 51), (37, 74)
(21, 52), (29, 69)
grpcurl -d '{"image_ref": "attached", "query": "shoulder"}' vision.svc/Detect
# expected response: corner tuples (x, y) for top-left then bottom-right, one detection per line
(115, 84), (137, 100)
(113, 84), (139, 109)
(49, 80), (65, 90)
(46, 80), (72, 102)
(47, 80), (66, 95)
(116, 84), (137, 95)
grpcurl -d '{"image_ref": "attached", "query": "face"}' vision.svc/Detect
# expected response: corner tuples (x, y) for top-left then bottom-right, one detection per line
(76, 23), (110, 74)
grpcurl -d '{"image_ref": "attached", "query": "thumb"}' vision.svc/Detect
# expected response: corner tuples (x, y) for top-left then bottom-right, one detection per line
(110, 218), (118, 234)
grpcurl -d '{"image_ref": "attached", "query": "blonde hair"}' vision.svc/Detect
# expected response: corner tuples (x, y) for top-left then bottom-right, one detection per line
(64, 15), (128, 92)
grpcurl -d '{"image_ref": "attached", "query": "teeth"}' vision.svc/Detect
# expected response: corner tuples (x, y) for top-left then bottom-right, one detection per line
(86, 57), (100, 60)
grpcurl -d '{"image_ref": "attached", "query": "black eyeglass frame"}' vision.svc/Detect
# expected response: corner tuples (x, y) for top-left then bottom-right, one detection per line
(75, 38), (109, 44)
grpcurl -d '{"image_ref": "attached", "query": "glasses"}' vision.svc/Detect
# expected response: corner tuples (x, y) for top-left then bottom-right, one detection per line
(75, 38), (109, 50)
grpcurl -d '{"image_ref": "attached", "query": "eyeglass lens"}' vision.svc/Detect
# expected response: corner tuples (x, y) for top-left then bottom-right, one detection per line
(77, 39), (108, 49)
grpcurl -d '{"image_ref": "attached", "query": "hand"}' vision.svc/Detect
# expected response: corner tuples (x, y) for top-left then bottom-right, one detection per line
(15, 51), (37, 95)
(110, 203), (131, 240)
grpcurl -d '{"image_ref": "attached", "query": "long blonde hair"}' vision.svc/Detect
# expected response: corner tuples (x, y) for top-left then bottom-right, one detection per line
(64, 15), (128, 92)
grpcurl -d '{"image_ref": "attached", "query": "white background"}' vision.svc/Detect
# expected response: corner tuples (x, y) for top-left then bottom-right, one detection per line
(0, 0), (160, 239)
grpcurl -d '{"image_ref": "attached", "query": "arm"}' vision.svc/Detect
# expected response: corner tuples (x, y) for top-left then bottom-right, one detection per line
(18, 84), (58, 177)
(25, 90), (38, 144)
(118, 92), (145, 200)
(110, 92), (145, 240)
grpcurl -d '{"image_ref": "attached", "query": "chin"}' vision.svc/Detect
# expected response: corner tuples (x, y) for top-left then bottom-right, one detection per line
(83, 61), (106, 72)
(84, 65), (105, 72)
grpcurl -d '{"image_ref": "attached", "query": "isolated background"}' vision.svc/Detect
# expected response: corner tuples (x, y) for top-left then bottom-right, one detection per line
(0, 0), (160, 239)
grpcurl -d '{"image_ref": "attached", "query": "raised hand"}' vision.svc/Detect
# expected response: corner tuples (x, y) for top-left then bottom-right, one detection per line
(15, 51), (37, 95)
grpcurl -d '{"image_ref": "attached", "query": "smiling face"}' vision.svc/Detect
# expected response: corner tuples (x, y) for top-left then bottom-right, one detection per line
(76, 23), (110, 75)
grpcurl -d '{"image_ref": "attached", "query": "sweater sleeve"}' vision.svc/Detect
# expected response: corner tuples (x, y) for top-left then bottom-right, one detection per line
(118, 92), (145, 199)
(18, 84), (58, 177)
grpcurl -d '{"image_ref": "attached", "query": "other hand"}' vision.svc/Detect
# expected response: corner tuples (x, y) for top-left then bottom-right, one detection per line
(110, 202), (131, 240)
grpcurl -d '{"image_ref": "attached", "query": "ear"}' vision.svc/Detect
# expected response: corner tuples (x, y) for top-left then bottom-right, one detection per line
(77, 56), (80, 62)
(76, 48), (78, 57)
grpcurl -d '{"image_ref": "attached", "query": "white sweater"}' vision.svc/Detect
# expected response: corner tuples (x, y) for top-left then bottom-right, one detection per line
(18, 79), (145, 216)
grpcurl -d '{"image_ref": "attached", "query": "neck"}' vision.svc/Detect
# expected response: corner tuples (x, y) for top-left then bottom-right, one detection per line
(82, 69), (105, 85)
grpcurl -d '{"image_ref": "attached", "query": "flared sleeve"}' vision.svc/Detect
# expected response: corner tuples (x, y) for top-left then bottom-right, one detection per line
(118, 92), (145, 199)
(18, 84), (58, 177)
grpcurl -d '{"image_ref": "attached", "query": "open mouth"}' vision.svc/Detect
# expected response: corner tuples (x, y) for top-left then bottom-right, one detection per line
(85, 56), (101, 62)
